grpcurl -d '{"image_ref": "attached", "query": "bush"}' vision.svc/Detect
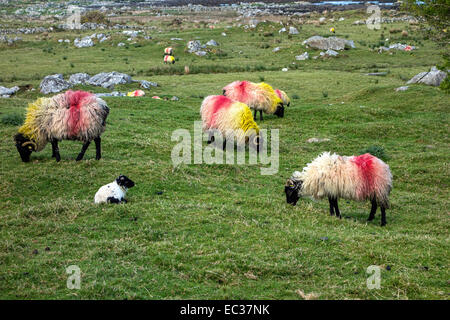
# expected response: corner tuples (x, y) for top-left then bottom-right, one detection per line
(81, 11), (109, 25)
(359, 145), (390, 161)
(1, 113), (24, 126)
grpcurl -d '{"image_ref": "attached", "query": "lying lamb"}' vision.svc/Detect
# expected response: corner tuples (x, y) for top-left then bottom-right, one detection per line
(94, 175), (135, 204)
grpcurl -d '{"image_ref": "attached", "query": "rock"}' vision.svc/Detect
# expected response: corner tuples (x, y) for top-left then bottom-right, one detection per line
(279, 27), (286, 33)
(171, 38), (183, 41)
(206, 39), (218, 46)
(74, 36), (94, 48)
(195, 51), (208, 56)
(117, 42), (125, 47)
(39, 74), (71, 94)
(303, 36), (355, 51)
(187, 40), (204, 53)
(272, 47), (280, 52)
(289, 27), (299, 35)
(324, 49), (338, 57)
(0, 85), (19, 97)
(366, 72), (388, 76)
(339, 17), (345, 21)
(295, 52), (309, 60)
(95, 91), (126, 97)
(171, 96), (179, 101)
(307, 138), (330, 143)
(87, 71), (133, 89)
(389, 43), (416, 51)
(68, 73), (90, 85)
(319, 17), (326, 23)
(221, 32), (227, 37)
(282, 68), (288, 72)
(407, 66), (447, 86)
(123, 30), (139, 38)
(395, 86), (409, 92)
(138, 80), (158, 89)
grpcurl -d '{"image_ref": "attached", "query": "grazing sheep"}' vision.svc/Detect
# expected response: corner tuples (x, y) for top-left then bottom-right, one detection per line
(164, 47), (173, 55)
(285, 152), (392, 226)
(222, 81), (284, 121)
(275, 89), (290, 107)
(14, 90), (109, 162)
(200, 95), (261, 151)
(164, 55), (175, 64)
(94, 175), (135, 204)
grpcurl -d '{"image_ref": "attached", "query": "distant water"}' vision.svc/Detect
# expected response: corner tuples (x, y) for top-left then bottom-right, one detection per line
(311, 1), (396, 5)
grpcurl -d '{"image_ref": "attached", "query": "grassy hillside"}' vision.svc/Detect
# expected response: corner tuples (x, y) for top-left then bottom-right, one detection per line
(0, 10), (449, 299)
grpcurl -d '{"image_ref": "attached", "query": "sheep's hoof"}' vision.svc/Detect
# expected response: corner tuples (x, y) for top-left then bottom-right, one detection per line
(381, 222), (387, 227)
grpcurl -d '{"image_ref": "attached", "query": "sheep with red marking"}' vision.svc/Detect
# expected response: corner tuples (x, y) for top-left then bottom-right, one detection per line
(200, 95), (262, 151)
(14, 90), (109, 162)
(285, 152), (392, 226)
(275, 89), (291, 107)
(222, 80), (284, 121)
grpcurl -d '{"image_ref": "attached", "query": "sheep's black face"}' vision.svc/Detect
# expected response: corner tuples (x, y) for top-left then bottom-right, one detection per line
(285, 179), (302, 206)
(222, 89), (226, 96)
(274, 104), (284, 118)
(116, 175), (135, 189)
(14, 133), (35, 163)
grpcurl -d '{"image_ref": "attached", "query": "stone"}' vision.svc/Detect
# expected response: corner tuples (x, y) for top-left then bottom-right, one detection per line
(272, 47), (280, 52)
(195, 51), (207, 56)
(324, 49), (338, 57)
(295, 52), (309, 60)
(187, 40), (204, 53)
(68, 73), (90, 85)
(395, 86), (409, 92)
(87, 71), (133, 89)
(138, 80), (158, 89)
(117, 42), (125, 47)
(206, 39), (218, 46)
(74, 36), (94, 48)
(389, 43), (416, 51)
(407, 66), (447, 86)
(307, 138), (330, 143)
(0, 85), (19, 97)
(39, 74), (71, 94)
(279, 27), (286, 33)
(303, 36), (355, 51)
(282, 68), (288, 72)
(289, 27), (299, 35)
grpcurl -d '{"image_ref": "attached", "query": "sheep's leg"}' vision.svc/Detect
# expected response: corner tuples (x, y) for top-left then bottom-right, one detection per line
(333, 198), (341, 219)
(253, 109), (257, 121)
(380, 206), (387, 226)
(328, 196), (335, 216)
(222, 139), (227, 150)
(368, 198), (377, 221)
(259, 110), (263, 121)
(94, 137), (101, 160)
(107, 197), (120, 204)
(76, 141), (91, 161)
(51, 139), (61, 162)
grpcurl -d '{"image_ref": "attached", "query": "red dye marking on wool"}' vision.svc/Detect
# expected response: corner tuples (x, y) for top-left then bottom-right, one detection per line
(66, 90), (92, 137)
(235, 81), (249, 101)
(275, 89), (282, 99)
(351, 153), (376, 198)
(208, 95), (233, 127)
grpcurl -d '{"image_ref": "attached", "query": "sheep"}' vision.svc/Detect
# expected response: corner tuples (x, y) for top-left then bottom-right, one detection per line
(200, 95), (261, 151)
(285, 152), (392, 226)
(275, 89), (290, 107)
(164, 55), (175, 64)
(94, 175), (135, 204)
(222, 80), (284, 121)
(164, 47), (173, 55)
(14, 90), (109, 162)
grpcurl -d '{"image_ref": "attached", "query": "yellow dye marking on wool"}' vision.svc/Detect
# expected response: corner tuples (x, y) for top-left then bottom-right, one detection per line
(258, 82), (283, 113)
(18, 97), (46, 142)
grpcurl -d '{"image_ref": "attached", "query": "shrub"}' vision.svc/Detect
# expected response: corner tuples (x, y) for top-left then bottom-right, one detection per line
(359, 145), (390, 161)
(1, 113), (24, 126)
(81, 10), (109, 25)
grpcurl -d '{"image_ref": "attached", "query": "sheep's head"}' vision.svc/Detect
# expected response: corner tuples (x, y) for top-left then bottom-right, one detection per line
(14, 133), (36, 163)
(274, 103), (285, 118)
(116, 175), (135, 189)
(285, 178), (302, 205)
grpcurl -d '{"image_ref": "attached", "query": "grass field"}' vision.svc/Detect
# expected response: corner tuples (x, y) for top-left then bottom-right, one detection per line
(0, 9), (449, 299)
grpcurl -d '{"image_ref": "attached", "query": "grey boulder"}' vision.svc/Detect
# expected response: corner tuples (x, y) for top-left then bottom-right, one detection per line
(303, 36), (355, 51)
(69, 73), (90, 85)
(407, 66), (447, 86)
(39, 74), (72, 94)
(87, 72), (133, 89)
